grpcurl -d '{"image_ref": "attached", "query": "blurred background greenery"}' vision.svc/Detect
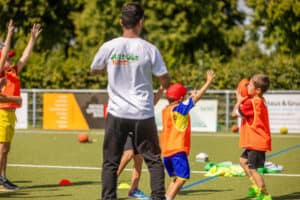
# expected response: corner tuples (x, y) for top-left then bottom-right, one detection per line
(0, 0), (299, 90)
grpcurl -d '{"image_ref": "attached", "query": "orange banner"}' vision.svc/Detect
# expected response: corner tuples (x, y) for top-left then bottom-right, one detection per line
(43, 93), (89, 130)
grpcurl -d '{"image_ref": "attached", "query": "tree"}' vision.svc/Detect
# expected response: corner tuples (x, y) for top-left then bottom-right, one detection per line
(246, 0), (300, 54)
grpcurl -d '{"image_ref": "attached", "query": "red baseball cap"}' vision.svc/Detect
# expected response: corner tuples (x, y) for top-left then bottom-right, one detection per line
(0, 50), (16, 59)
(166, 83), (187, 101)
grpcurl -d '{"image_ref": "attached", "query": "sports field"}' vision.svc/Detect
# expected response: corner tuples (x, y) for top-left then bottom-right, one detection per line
(2, 130), (300, 200)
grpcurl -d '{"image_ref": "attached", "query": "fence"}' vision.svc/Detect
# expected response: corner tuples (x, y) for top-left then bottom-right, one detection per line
(21, 89), (300, 132)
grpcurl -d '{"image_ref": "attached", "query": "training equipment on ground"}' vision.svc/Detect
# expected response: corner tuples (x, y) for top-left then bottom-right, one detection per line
(77, 133), (89, 143)
(196, 152), (209, 162)
(237, 78), (249, 97)
(59, 179), (72, 186)
(280, 127), (288, 134)
(117, 182), (130, 189)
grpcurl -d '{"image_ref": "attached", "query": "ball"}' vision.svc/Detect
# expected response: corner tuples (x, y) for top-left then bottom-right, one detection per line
(280, 127), (288, 134)
(231, 124), (239, 133)
(237, 78), (249, 97)
(77, 133), (89, 143)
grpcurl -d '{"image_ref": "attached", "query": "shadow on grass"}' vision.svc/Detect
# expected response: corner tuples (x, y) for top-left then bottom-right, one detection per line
(273, 192), (300, 200)
(0, 181), (99, 199)
(23, 180), (99, 189)
(180, 189), (232, 195)
(235, 192), (300, 200)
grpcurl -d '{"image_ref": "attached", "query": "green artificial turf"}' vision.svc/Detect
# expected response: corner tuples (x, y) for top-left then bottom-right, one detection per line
(1, 130), (299, 200)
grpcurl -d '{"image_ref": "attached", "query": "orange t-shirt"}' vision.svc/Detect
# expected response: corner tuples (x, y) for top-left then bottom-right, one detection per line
(239, 97), (271, 151)
(0, 65), (21, 109)
(160, 103), (192, 157)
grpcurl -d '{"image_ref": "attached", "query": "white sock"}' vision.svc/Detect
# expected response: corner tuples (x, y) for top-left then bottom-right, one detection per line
(165, 195), (172, 200)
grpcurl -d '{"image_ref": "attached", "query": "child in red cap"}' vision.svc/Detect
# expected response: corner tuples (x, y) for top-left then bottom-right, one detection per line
(160, 70), (215, 200)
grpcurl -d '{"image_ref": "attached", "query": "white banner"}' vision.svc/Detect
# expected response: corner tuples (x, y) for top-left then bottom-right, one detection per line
(155, 99), (218, 132)
(16, 92), (28, 129)
(264, 94), (300, 133)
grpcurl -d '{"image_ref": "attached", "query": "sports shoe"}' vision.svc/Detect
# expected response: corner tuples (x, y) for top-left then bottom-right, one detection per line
(128, 188), (149, 199)
(0, 177), (19, 191)
(247, 185), (259, 198)
(256, 193), (272, 200)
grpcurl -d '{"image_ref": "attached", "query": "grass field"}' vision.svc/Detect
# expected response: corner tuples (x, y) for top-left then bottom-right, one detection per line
(1, 130), (300, 200)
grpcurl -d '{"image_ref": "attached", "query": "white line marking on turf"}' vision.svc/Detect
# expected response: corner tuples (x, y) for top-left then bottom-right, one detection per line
(8, 164), (300, 177)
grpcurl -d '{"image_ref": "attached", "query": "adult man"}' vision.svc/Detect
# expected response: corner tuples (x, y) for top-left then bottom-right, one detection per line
(90, 2), (170, 199)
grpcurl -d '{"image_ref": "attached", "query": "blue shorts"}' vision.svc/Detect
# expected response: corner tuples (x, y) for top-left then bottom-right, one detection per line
(163, 152), (190, 180)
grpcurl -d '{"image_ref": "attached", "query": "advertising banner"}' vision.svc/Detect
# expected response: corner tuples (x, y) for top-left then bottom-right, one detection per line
(43, 93), (108, 130)
(155, 99), (218, 132)
(16, 92), (28, 129)
(264, 94), (300, 133)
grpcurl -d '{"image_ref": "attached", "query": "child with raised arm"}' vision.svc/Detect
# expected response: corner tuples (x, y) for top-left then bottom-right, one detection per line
(0, 20), (41, 191)
(232, 74), (272, 200)
(160, 70), (215, 200)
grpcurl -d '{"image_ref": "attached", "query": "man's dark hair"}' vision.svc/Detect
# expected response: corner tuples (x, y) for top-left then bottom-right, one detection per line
(121, 2), (144, 29)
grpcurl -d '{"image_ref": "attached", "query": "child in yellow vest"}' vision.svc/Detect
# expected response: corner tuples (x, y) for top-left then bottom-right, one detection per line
(232, 74), (272, 200)
(0, 20), (41, 191)
(160, 70), (215, 200)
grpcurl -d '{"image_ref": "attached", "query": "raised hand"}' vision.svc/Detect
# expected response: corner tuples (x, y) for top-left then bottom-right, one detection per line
(31, 23), (42, 40)
(206, 70), (215, 83)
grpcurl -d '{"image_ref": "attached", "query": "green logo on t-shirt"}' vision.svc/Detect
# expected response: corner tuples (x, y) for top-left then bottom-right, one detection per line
(110, 54), (139, 65)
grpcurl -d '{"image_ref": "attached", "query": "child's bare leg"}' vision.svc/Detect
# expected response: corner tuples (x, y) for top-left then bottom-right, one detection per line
(166, 178), (186, 200)
(117, 149), (134, 176)
(250, 169), (268, 193)
(0, 143), (10, 177)
(129, 154), (143, 193)
(240, 157), (257, 186)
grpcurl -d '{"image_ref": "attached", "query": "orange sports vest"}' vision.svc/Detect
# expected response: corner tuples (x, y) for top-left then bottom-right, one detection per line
(160, 104), (191, 157)
(240, 97), (271, 151)
(0, 65), (21, 109)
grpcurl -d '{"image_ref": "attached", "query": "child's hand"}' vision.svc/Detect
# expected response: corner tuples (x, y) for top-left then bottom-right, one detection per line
(15, 96), (22, 106)
(31, 23), (42, 40)
(206, 70), (215, 82)
(235, 90), (247, 103)
(0, 77), (7, 89)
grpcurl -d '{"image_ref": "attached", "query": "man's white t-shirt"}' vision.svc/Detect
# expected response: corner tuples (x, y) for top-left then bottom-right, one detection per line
(90, 37), (168, 119)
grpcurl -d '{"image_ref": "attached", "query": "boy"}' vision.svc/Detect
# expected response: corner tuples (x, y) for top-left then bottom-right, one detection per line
(160, 70), (215, 200)
(0, 20), (42, 191)
(232, 74), (272, 200)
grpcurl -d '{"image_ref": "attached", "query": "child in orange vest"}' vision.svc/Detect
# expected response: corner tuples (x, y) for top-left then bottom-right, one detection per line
(232, 74), (272, 200)
(160, 70), (215, 200)
(0, 20), (42, 192)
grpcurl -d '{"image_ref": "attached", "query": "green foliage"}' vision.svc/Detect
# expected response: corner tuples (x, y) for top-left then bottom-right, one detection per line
(246, 0), (300, 54)
(0, 0), (299, 90)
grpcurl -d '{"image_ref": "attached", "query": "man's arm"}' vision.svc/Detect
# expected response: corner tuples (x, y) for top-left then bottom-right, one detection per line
(158, 73), (171, 90)
(191, 70), (215, 103)
(153, 85), (164, 105)
(0, 20), (14, 73)
(17, 23), (42, 72)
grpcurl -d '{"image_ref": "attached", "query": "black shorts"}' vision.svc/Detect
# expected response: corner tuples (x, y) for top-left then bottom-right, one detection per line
(240, 149), (265, 169)
(124, 132), (139, 155)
